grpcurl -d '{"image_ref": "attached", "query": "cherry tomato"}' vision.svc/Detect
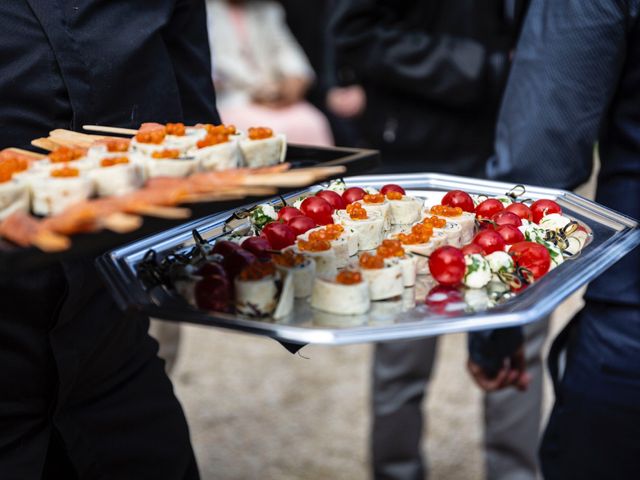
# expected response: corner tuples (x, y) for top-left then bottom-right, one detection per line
(300, 196), (334, 225)
(195, 274), (231, 312)
(287, 215), (316, 236)
(262, 222), (297, 250)
(496, 225), (525, 245)
(223, 248), (258, 278)
(277, 206), (304, 223)
(472, 230), (506, 254)
(442, 190), (475, 213)
(475, 198), (504, 219)
(212, 240), (241, 257)
(428, 246), (466, 286)
(196, 261), (227, 278)
(505, 202), (533, 222)
(380, 184), (406, 195)
(425, 285), (465, 314)
(530, 199), (562, 224)
(461, 243), (485, 256)
(316, 190), (345, 210)
(492, 211), (522, 228)
(509, 241), (551, 279)
(241, 236), (272, 260)
(342, 186), (366, 205)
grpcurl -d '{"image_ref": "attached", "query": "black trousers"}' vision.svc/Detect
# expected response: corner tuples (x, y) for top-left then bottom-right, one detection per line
(0, 260), (198, 479)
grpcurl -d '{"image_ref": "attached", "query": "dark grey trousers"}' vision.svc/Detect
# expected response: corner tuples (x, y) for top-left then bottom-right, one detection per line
(371, 319), (549, 480)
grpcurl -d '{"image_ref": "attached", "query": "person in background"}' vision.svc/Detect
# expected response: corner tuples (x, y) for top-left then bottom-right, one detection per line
(331, 2), (546, 479)
(206, 0), (334, 146)
(0, 1), (217, 477)
(468, 1), (640, 479)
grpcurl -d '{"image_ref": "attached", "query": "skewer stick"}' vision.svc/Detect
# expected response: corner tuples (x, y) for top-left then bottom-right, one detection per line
(102, 212), (144, 233)
(127, 205), (191, 219)
(31, 138), (59, 152)
(83, 125), (138, 136)
(6, 148), (46, 160)
(32, 230), (71, 252)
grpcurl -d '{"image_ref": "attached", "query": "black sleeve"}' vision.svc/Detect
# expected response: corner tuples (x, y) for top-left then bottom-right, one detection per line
(487, 0), (630, 189)
(163, 0), (220, 124)
(329, 0), (509, 108)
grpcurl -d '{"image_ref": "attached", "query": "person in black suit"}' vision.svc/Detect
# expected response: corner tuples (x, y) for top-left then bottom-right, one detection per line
(0, 1), (218, 478)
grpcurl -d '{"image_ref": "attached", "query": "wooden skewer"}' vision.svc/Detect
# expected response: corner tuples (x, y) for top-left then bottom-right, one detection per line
(31, 138), (59, 152)
(32, 230), (71, 252)
(102, 212), (143, 233)
(127, 205), (191, 219)
(83, 125), (138, 136)
(6, 148), (46, 160)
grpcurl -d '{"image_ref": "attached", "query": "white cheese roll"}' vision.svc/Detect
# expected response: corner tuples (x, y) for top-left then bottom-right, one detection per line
(388, 196), (422, 225)
(393, 231), (447, 275)
(361, 263), (404, 300)
(274, 257), (316, 298)
(273, 271), (295, 319)
(234, 274), (279, 316)
(89, 163), (143, 197)
(240, 134), (287, 168)
(311, 276), (370, 315)
(0, 179), (29, 220)
(129, 139), (166, 157)
(145, 156), (199, 178)
(335, 210), (385, 251)
(164, 127), (208, 152)
(292, 246), (338, 278)
(195, 139), (242, 172)
(30, 175), (93, 216)
(384, 254), (418, 287)
(430, 212), (476, 244)
(361, 200), (391, 229)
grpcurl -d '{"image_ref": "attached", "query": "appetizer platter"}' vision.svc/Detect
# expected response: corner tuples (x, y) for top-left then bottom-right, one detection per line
(0, 124), (379, 271)
(98, 173), (640, 346)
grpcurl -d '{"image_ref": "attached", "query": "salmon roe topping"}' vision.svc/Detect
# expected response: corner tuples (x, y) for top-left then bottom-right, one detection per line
(51, 166), (80, 178)
(239, 261), (276, 281)
(201, 124), (236, 136)
(297, 239), (331, 252)
(151, 149), (181, 159)
(0, 153), (29, 182)
(165, 123), (186, 136)
(100, 157), (129, 167)
(363, 193), (385, 204)
(248, 127), (274, 140)
(359, 252), (385, 269)
(273, 250), (306, 268)
(377, 239), (405, 258)
(386, 191), (403, 200)
(422, 216), (447, 229)
(336, 270), (363, 285)
(197, 133), (229, 148)
(346, 202), (368, 220)
(49, 146), (85, 163)
(396, 223), (433, 245)
(102, 138), (130, 153)
(325, 224), (344, 235)
(430, 205), (463, 217)
(136, 127), (167, 145)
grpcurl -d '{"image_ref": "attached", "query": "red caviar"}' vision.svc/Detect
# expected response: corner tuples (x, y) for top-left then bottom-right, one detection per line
(100, 157), (129, 167)
(151, 149), (181, 159)
(273, 250), (306, 268)
(103, 138), (130, 153)
(430, 205), (463, 217)
(135, 128), (166, 144)
(396, 223), (433, 245)
(363, 193), (385, 204)
(201, 124), (236, 136)
(297, 239), (331, 252)
(386, 191), (403, 201)
(422, 216), (447, 229)
(165, 123), (186, 136)
(197, 133), (229, 148)
(359, 252), (385, 269)
(248, 127), (273, 140)
(336, 270), (363, 285)
(238, 261), (276, 281)
(346, 202), (368, 220)
(51, 166), (80, 178)
(377, 239), (405, 258)
(49, 146), (85, 163)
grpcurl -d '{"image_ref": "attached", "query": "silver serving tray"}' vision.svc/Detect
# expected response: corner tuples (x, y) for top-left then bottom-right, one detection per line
(97, 173), (640, 346)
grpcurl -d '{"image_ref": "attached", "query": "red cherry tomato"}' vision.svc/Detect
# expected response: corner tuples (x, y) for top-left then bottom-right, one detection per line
(428, 246), (466, 286)
(241, 236), (272, 260)
(475, 198), (504, 219)
(472, 230), (506, 254)
(425, 285), (465, 314)
(300, 196), (334, 225)
(496, 225), (525, 245)
(196, 261), (227, 278)
(461, 243), (485, 256)
(287, 215), (316, 236)
(223, 248), (258, 278)
(195, 274), (231, 312)
(530, 199), (562, 224)
(316, 190), (345, 210)
(505, 203), (533, 222)
(380, 184), (406, 195)
(262, 222), (297, 250)
(277, 206), (304, 223)
(212, 240), (241, 257)
(509, 241), (551, 279)
(342, 186), (366, 205)
(492, 211), (522, 228)
(442, 190), (475, 213)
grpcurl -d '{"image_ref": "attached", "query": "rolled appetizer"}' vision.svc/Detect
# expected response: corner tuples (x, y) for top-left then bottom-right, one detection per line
(130, 123), (169, 157)
(422, 215), (463, 246)
(239, 127), (286, 168)
(273, 249), (316, 298)
(89, 156), (143, 197)
(359, 252), (404, 300)
(0, 154), (30, 219)
(385, 190), (422, 225)
(392, 223), (446, 274)
(234, 261), (292, 317)
(193, 125), (242, 172)
(299, 224), (352, 267)
(144, 148), (199, 178)
(163, 122), (208, 152)
(30, 165), (93, 216)
(376, 239), (417, 287)
(427, 205), (476, 244)
(335, 202), (384, 251)
(86, 138), (131, 163)
(311, 269), (370, 315)
(463, 253), (492, 289)
(294, 238), (338, 278)
(360, 193), (391, 229)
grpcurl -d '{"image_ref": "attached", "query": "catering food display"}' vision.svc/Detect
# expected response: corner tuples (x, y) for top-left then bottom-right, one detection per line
(131, 178), (600, 324)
